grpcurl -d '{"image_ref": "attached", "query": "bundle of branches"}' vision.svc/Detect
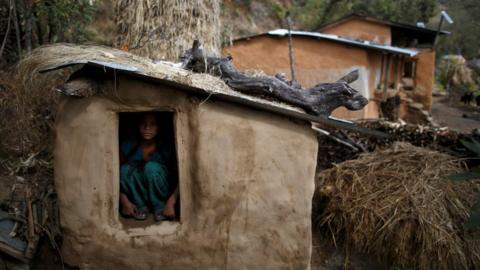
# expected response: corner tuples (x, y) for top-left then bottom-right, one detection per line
(315, 142), (480, 270)
(356, 120), (479, 151)
(315, 120), (479, 171)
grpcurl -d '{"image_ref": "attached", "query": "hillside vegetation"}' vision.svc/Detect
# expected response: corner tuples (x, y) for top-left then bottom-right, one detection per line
(1, 0), (479, 66)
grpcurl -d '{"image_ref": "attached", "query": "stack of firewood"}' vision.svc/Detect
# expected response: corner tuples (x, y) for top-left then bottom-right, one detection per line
(316, 120), (479, 172)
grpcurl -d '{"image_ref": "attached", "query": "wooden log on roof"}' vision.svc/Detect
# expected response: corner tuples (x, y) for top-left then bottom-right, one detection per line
(181, 40), (368, 117)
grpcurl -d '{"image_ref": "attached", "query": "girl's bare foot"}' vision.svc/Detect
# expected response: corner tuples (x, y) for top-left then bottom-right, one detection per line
(120, 193), (137, 216)
(163, 200), (176, 219)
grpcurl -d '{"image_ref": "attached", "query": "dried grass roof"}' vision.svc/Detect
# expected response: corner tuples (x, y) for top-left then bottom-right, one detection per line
(18, 43), (300, 112)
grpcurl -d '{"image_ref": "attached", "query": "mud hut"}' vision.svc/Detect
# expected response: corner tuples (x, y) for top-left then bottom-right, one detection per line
(24, 45), (320, 269)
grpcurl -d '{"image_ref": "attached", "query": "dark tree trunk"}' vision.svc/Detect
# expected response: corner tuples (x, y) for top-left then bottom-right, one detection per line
(23, 0), (34, 53)
(181, 41), (368, 117)
(12, 0), (22, 57)
(35, 13), (45, 45)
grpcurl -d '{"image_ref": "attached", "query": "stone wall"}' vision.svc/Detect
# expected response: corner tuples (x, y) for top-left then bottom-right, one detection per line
(54, 75), (318, 269)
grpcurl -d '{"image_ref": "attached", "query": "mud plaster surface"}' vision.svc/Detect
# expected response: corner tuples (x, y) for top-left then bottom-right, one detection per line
(54, 75), (318, 269)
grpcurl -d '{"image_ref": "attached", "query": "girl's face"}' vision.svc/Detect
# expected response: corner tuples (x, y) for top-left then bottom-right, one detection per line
(139, 114), (158, 140)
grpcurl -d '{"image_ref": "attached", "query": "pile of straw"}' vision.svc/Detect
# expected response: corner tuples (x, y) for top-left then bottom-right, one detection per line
(438, 55), (475, 87)
(315, 142), (480, 270)
(114, 0), (220, 61)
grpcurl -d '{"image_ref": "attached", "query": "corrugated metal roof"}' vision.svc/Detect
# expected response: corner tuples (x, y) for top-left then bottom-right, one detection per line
(30, 44), (387, 137)
(268, 29), (418, 57)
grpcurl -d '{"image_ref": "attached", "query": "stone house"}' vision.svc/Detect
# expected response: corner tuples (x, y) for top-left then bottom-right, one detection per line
(40, 45), (319, 269)
(224, 13), (449, 120)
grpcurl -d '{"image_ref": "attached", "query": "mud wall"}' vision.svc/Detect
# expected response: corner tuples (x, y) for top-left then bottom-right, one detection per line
(224, 36), (380, 119)
(54, 75), (318, 269)
(321, 18), (392, 45)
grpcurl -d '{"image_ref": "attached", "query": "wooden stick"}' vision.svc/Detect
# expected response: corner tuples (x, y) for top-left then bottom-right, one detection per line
(0, 0), (13, 59)
(286, 12), (296, 82)
(12, 0), (22, 58)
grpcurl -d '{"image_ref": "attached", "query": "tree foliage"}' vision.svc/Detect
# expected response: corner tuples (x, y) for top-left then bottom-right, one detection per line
(290, 0), (351, 29)
(290, 0), (438, 30)
(287, 0), (480, 60)
(0, 0), (96, 66)
(436, 0), (480, 59)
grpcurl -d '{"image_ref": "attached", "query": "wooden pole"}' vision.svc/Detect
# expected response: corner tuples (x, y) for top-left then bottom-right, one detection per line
(433, 16), (444, 48)
(383, 54), (391, 100)
(379, 54), (385, 91)
(12, 0), (22, 58)
(393, 55), (399, 91)
(286, 12), (296, 82)
(0, 0), (13, 59)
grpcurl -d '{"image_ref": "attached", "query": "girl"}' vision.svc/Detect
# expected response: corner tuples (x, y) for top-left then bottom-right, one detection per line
(119, 113), (178, 221)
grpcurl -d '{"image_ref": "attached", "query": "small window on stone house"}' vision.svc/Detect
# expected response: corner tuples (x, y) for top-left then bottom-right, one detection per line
(118, 112), (180, 228)
(403, 61), (416, 79)
(402, 61), (416, 91)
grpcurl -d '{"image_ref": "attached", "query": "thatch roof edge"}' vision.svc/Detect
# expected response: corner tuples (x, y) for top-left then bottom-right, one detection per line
(21, 44), (301, 111)
(18, 44), (387, 137)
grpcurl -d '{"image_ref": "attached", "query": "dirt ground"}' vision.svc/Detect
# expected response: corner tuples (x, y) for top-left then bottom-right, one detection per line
(431, 95), (480, 133)
(0, 175), (14, 204)
(311, 231), (385, 270)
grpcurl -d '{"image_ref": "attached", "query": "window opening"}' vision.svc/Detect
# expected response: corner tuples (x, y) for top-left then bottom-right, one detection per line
(402, 61), (416, 91)
(118, 112), (180, 228)
(403, 61), (416, 78)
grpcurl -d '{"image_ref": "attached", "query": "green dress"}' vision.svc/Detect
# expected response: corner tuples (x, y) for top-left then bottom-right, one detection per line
(120, 140), (173, 211)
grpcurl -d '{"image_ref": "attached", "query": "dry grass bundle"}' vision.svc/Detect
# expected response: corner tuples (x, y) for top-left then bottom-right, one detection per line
(315, 142), (480, 270)
(438, 55), (475, 87)
(114, 0), (220, 61)
(0, 69), (61, 159)
(16, 44), (156, 87)
(0, 68), (61, 238)
(0, 65), (63, 193)
(0, 69), (62, 262)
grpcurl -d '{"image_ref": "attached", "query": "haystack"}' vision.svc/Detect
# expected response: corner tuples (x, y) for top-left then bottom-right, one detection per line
(315, 142), (480, 270)
(438, 55), (475, 87)
(114, 0), (221, 61)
